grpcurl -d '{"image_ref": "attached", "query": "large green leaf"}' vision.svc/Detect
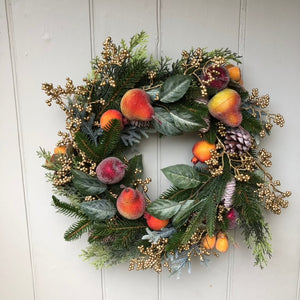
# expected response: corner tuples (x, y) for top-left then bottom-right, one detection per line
(169, 103), (208, 132)
(146, 199), (182, 219)
(153, 107), (182, 136)
(162, 164), (207, 189)
(159, 75), (192, 103)
(172, 200), (196, 228)
(72, 169), (107, 196)
(80, 199), (116, 221)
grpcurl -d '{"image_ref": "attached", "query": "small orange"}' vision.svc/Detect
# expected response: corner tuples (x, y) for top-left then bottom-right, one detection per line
(100, 109), (123, 130)
(144, 212), (169, 231)
(215, 232), (229, 253)
(226, 64), (241, 82)
(202, 234), (216, 250)
(54, 146), (67, 155)
(191, 140), (216, 164)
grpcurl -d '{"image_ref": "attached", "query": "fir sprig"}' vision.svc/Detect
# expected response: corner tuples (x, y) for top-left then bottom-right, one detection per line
(234, 180), (272, 267)
(52, 196), (85, 218)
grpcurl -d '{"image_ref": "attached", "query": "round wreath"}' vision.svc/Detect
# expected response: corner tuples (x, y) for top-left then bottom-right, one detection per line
(39, 32), (291, 276)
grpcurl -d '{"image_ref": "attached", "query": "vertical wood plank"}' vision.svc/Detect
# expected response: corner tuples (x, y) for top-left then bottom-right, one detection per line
(159, 1), (241, 299)
(8, 0), (102, 299)
(231, 0), (300, 299)
(0, 1), (35, 299)
(92, 1), (159, 299)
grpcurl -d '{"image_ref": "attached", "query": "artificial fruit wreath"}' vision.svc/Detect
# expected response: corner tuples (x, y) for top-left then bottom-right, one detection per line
(38, 32), (291, 276)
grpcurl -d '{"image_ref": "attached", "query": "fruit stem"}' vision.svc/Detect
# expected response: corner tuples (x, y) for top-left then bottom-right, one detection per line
(152, 115), (162, 124)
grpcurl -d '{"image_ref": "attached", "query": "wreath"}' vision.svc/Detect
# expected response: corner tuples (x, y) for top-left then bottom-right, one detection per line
(39, 32), (291, 276)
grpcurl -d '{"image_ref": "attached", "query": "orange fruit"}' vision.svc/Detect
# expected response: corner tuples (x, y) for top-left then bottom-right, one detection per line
(226, 64), (241, 82)
(100, 109), (123, 130)
(144, 212), (169, 231)
(202, 234), (216, 250)
(192, 140), (216, 164)
(215, 232), (229, 252)
(54, 146), (67, 155)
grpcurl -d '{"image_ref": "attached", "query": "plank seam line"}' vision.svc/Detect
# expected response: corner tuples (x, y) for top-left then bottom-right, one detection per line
(4, 0), (36, 299)
(156, 0), (162, 299)
(226, 1), (247, 299)
(296, 258), (300, 300)
(88, 1), (104, 299)
(238, 0), (248, 67)
(89, 0), (95, 59)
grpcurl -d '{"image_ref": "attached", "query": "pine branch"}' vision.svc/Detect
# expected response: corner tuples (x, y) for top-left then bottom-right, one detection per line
(160, 186), (198, 202)
(165, 231), (185, 252)
(88, 219), (146, 248)
(181, 213), (204, 244)
(205, 195), (218, 236)
(64, 219), (92, 241)
(52, 195), (85, 218)
(234, 181), (272, 267)
(97, 119), (122, 160)
(74, 131), (101, 163)
(196, 172), (232, 236)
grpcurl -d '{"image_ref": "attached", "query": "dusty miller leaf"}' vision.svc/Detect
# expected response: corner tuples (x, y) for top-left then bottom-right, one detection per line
(80, 199), (116, 221)
(72, 169), (106, 196)
(162, 164), (207, 189)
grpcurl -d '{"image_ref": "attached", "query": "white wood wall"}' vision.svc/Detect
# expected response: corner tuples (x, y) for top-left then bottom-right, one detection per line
(1, 0), (300, 299)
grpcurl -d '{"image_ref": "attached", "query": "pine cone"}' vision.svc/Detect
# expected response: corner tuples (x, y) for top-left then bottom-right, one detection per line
(224, 127), (252, 154)
(130, 120), (151, 128)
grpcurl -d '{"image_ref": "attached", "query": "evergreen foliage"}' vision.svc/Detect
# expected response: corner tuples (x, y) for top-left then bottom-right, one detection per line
(74, 131), (102, 162)
(88, 219), (146, 249)
(64, 219), (92, 241)
(234, 181), (272, 267)
(97, 119), (122, 160)
(52, 196), (85, 218)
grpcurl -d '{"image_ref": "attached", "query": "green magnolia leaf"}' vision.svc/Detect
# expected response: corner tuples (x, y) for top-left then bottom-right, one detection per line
(72, 169), (107, 196)
(169, 103), (208, 132)
(153, 107), (182, 136)
(147, 199), (181, 219)
(80, 199), (116, 221)
(146, 87), (160, 101)
(162, 164), (207, 189)
(172, 200), (196, 228)
(160, 75), (192, 103)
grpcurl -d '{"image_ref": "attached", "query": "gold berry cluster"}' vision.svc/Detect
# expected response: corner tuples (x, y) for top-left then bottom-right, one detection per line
(257, 180), (291, 214)
(245, 88), (285, 138)
(129, 238), (168, 272)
